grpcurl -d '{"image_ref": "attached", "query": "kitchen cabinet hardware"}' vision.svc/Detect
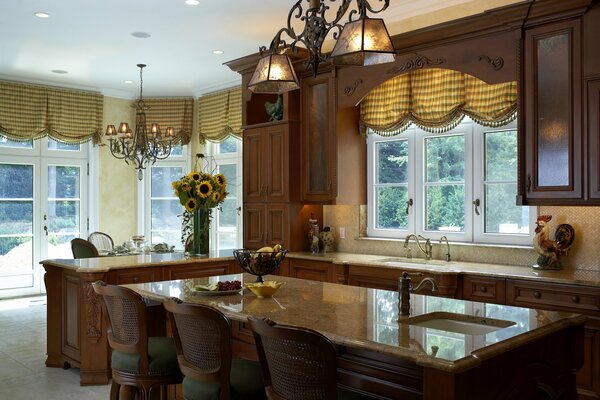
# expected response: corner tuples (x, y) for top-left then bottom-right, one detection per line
(405, 198), (413, 214)
(472, 198), (480, 215)
(534, 291), (541, 299)
(572, 295), (580, 303)
(480, 286), (487, 293)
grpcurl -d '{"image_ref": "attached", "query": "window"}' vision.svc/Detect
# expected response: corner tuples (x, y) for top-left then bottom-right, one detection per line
(204, 136), (242, 253)
(143, 143), (189, 249)
(367, 118), (533, 245)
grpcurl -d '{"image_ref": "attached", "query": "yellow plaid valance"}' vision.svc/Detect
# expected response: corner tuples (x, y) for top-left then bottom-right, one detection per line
(144, 98), (194, 145)
(198, 86), (242, 143)
(0, 80), (103, 144)
(360, 68), (517, 136)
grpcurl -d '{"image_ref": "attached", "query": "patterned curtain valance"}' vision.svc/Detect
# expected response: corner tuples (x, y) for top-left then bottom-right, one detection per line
(144, 97), (194, 145)
(198, 86), (242, 143)
(0, 80), (103, 144)
(360, 68), (517, 136)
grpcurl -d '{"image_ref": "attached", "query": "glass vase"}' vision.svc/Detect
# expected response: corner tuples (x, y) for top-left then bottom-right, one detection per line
(192, 207), (211, 256)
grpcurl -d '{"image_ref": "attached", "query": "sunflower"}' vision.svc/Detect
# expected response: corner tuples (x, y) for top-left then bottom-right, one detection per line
(181, 182), (190, 191)
(188, 171), (201, 181)
(212, 191), (221, 203)
(215, 174), (227, 187)
(184, 199), (196, 212)
(197, 181), (213, 198)
(174, 189), (179, 197)
(171, 181), (179, 190)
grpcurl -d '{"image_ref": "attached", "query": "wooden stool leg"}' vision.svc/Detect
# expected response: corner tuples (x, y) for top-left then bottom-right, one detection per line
(110, 381), (120, 400)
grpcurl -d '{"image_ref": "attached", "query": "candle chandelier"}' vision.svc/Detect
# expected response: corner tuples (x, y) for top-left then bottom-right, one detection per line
(105, 64), (175, 180)
(248, 0), (396, 94)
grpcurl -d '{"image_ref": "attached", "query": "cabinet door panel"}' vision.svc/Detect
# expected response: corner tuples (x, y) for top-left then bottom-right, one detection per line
(266, 125), (289, 202)
(265, 204), (288, 248)
(243, 205), (264, 249)
(243, 130), (263, 203)
(588, 80), (600, 198)
(289, 259), (333, 282)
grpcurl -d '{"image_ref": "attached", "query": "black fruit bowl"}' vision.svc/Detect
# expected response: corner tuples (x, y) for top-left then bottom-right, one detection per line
(233, 249), (287, 283)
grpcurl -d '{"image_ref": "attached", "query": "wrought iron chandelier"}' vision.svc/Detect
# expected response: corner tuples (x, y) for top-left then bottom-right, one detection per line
(248, 0), (396, 94)
(105, 64), (175, 180)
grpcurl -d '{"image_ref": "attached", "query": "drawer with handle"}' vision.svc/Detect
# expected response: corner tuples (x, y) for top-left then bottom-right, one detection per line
(462, 276), (506, 304)
(506, 279), (600, 316)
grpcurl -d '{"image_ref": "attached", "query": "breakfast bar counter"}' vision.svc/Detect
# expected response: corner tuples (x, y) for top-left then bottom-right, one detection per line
(125, 273), (586, 399)
(41, 251), (237, 385)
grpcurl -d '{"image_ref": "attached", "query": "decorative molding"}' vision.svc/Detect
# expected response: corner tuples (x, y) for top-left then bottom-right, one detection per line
(479, 55), (505, 71)
(344, 79), (363, 96)
(84, 282), (102, 339)
(387, 54), (446, 75)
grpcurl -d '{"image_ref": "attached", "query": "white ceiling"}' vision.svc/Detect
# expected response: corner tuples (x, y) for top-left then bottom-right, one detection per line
(0, 0), (522, 98)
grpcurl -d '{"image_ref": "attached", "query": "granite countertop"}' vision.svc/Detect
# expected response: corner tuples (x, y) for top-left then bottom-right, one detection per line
(40, 250), (235, 273)
(124, 273), (585, 373)
(286, 251), (600, 287)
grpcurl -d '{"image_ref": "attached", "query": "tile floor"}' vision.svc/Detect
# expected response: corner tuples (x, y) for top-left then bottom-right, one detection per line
(0, 295), (110, 399)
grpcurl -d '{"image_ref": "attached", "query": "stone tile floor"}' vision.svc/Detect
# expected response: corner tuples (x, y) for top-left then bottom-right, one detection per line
(0, 295), (110, 399)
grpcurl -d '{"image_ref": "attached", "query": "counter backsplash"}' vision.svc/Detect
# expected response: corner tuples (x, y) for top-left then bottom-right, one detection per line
(323, 205), (600, 271)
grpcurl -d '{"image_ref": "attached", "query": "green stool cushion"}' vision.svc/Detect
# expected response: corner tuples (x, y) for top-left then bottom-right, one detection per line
(182, 358), (265, 400)
(111, 337), (179, 375)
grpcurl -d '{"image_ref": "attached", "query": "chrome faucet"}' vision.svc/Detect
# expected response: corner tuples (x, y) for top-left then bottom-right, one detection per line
(439, 235), (451, 262)
(398, 272), (439, 316)
(403, 234), (433, 260)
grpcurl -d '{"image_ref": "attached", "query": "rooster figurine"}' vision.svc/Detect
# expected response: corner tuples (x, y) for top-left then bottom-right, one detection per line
(533, 215), (575, 270)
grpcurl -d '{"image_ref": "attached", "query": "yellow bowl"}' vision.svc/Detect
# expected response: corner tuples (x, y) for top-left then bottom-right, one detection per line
(244, 281), (284, 298)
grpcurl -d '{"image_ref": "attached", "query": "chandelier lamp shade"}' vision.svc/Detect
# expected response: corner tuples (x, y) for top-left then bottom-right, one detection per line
(105, 64), (175, 180)
(247, 0), (396, 94)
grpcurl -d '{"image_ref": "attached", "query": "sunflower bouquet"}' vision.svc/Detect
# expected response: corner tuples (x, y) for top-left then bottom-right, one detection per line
(172, 170), (228, 212)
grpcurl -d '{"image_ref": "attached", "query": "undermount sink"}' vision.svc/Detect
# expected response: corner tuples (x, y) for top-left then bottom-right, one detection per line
(377, 257), (449, 267)
(401, 312), (515, 335)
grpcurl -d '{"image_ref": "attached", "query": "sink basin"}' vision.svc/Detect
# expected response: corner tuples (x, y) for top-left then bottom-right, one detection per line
(377, 257), (449, 267)
(401, 312), (515, 335)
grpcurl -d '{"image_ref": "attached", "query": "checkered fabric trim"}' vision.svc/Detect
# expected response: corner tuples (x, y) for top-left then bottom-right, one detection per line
(0, 80), (103, 144)
(360, 68), (517, 136)
(144, 97), (194, 145)
(198, 86), (242, 143)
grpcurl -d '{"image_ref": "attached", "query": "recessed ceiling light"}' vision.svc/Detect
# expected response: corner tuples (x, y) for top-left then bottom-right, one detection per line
(212, 50), (224, 55)
(185, 0), (200, 5)
(51, 70), (68, 74)
(34, 12), (49, 18)
(131, 31), (151, 39)
(124, 80), (133, 84)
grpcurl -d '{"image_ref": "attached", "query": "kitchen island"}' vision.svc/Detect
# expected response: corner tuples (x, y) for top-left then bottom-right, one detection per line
(126, 273), (586, 400)
(41, 251), (238, 385)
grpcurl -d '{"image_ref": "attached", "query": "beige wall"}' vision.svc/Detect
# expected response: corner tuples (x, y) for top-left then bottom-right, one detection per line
(324, 204), (600, 272)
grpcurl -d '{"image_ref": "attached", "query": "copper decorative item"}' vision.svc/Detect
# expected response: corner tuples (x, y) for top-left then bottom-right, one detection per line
(532, 215), (575, 270)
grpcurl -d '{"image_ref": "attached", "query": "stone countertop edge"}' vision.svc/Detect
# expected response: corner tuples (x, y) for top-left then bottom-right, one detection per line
(286, 252), (600, 287)
(40, 252), (235, 273)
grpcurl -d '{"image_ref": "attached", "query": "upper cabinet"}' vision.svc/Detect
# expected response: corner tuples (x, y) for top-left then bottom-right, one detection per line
(521, 19), (583, 204)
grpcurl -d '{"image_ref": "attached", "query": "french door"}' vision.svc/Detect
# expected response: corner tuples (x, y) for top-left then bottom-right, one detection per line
(0, 138), (88, 298)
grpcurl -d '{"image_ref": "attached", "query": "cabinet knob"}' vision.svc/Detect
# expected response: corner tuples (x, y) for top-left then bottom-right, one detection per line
(133, 277), (139, 283)
(533, 291), (541, 299)
(571, 295), (580, 303)
(480, 286), (487, 293)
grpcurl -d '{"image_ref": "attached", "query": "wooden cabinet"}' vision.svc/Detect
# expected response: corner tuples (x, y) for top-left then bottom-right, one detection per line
(462, 275), (506, 304)
(164, 262), (231, 280)
(288, 258), (335, 283)
(577, 319), (600, 400)
(243, 204), (290, 250)
(588, 79), (600, 199)
(107, 267), (160, 285)
(521, 18), (583, 204)
(300, 72), (366, 205)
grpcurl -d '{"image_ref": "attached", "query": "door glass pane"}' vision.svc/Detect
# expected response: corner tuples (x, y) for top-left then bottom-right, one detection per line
(425, 185), (465, 232)
(169, 144), (183, 157)
(0, 164), (34, 281)
(376, 187), (408, 229)
(150, 166), (183, 248)
(47, 165), (81, 259)
(376, 140), (408, 184)
(0, 135), (33, 149)
(426, 135), (464, 182)
(485, 184), (529, 234)
(48, 139), (80, 152)
(536, 33), (569, 187)
(485, 131), (517, 181)
(216, 163), (238, 250)
(218, 137), (238, 154)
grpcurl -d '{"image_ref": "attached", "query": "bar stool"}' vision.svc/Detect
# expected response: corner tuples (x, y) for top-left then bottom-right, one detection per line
(71, 238), (99, 259)
(88, 231), (114, 253)
(163, 298), (265, 400)
(247, 317), (377, 400)
(92, 281), (181, 400)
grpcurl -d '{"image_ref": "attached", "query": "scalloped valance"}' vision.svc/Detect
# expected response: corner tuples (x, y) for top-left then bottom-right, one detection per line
(198, 86), (242, 143)
(0, 80), (103, 144)
(360, 68), (517, 136)
(144, 97), (194, 145)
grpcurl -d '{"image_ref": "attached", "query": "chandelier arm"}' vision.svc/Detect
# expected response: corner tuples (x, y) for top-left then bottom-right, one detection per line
(357, 0), (389, 15)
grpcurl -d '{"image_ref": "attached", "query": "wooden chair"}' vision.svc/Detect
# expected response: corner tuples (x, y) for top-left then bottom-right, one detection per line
(71, 238), (99, 259)
(88, 231), (114, 253)
(92, 281), (181, 400)
(247, 317), (376, 400)
(163, 298), (265, 400)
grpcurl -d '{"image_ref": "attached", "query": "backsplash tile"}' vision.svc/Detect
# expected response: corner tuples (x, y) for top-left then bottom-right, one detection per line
(323, 205), (600, 271)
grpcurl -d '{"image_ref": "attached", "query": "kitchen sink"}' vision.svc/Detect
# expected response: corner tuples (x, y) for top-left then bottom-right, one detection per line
(401, 312), (515, 335)
(376, 257), (449, 267)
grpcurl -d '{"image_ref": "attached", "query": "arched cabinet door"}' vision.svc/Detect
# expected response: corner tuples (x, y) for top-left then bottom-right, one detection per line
(522, 19), (583, 203)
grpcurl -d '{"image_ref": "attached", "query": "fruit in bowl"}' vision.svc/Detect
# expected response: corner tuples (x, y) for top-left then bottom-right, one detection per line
(233, 246), (287, 283)
(244, 281), (284, 298)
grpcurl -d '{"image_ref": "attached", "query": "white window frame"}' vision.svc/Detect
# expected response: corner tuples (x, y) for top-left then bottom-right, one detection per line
(367, 119), (535, 245)
(204, 137), (243, 254)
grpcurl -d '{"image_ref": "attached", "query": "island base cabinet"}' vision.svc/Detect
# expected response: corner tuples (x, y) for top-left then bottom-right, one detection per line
(577, 319), (600, 400)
